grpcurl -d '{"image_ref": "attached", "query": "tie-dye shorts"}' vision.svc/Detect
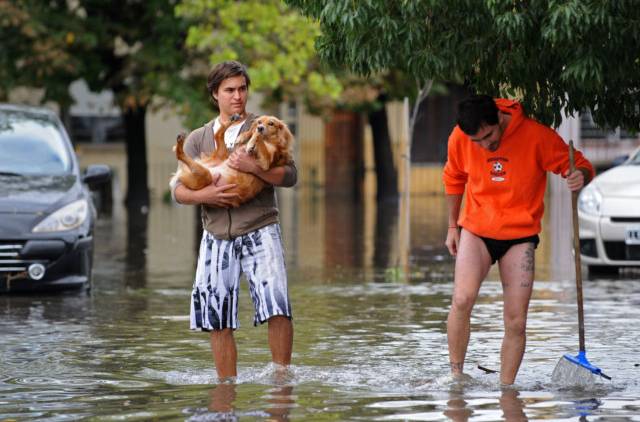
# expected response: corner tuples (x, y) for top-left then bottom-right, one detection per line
(190, 223), (292, 331)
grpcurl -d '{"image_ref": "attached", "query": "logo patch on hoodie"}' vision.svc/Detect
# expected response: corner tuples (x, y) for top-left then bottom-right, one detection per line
(488, 157), (508, 182)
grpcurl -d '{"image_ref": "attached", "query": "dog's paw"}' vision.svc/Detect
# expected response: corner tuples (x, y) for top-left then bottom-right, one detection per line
(230, 113), (241, 122)
(175, 133), (187, 157)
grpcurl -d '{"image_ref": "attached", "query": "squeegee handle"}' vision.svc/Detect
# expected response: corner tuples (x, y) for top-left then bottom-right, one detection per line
(569, 140), (586, 353)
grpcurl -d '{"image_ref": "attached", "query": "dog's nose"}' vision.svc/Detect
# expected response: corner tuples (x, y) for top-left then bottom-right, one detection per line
(257, 125), (264, 133)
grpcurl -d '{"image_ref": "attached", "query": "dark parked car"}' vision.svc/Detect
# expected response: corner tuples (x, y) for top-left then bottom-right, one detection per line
(0, 104), (111, 292)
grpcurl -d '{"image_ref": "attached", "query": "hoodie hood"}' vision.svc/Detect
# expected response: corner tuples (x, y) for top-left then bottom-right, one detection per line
(495, 98), (525, 138)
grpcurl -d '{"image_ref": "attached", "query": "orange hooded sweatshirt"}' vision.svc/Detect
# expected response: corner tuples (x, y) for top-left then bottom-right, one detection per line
(442, 99), (594, 240)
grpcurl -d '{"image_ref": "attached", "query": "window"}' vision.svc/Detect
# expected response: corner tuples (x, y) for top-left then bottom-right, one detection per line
(0, 113), (71, 175)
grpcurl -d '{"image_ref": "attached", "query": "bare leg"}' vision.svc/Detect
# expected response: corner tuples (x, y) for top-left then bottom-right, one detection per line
(268, 315), (293, 366)
(210, 328), (238, 379)
(498, 242), (535, 385)
(447, 229), (492, 375)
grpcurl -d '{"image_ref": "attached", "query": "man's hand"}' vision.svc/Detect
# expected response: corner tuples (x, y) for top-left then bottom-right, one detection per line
(197, 174), (239, 208)
(564, 168), (587, 192)
(228, 146), (261, 175)
(445, 227), (460, 256)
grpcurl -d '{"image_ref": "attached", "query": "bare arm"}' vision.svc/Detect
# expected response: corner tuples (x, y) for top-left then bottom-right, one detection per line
(227, 147), (297, 187)
(445, 194), (463, 256)
(253, 163), (297, 187)
(174, 175), (239, 208)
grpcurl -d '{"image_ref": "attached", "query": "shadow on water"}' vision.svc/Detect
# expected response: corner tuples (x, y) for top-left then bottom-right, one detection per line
(1, 189), (640, 420)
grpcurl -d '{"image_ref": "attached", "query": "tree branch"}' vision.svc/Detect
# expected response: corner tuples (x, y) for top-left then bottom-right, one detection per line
(409, 79), (433, 147)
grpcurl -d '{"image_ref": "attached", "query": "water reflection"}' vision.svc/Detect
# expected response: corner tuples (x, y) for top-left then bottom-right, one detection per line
(324, 198), (365, 268)
(208, 383), (236, 414)
(1, 189), (640, 421)
(443, 388), (528, 421)
(443, 394), (473, 421)
(499, 389), (528, 421)
(202, 383), (295, 421)
(263, 385), (296, 421)
(125, 206), (148, 288)
(289, 190), (452, 278)
(573, 398), (602, 420)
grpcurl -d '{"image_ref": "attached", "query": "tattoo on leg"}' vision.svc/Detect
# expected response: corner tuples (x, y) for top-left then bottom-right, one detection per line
(450, 362), (464, 372)
(519, 244), (534, 287)
(520, 244), (535, 273)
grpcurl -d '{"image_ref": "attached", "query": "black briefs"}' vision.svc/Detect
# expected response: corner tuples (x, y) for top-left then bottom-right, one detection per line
(479, 234), (540, 264)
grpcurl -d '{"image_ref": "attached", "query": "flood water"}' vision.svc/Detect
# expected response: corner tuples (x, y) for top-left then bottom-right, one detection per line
(1, 188), (640, 421)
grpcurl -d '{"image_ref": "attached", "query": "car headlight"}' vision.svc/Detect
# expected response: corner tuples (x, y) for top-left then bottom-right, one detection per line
(32, 199), (88, 233)
(577, 184), (602, 216)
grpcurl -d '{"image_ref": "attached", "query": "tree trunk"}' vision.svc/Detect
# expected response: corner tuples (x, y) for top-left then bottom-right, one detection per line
(126, 207), (148, 288)
(123, 104), (150, 208)
(59, 106), (73, 144)
(367, 95), (399, 201)
(373, 199), (399, 273)
(324, 110), (364, 200)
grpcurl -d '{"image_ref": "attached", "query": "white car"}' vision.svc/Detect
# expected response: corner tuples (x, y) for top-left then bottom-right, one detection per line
(578, 147), (640, 273)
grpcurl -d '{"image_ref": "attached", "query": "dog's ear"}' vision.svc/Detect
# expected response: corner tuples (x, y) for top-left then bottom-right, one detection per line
(272, 150), (286, 167)
(283, 149), (294, 164)
(279, 122), (294, 147)
(273, 144), (294, 166)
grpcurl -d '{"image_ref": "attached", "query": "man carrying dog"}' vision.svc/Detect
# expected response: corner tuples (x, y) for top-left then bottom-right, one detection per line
(443, 95), (594, 385)
(171, 61), (296, 380)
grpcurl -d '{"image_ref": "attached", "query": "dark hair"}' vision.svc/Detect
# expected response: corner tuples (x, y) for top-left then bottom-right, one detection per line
(456, 95), (499, 135)
(206, 61), (251, 108)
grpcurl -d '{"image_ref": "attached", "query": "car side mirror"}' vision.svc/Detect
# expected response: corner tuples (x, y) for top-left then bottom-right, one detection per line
(82, 164), (111, 188)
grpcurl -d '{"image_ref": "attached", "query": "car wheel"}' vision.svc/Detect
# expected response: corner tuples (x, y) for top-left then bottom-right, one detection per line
(587, 265), (619, 275)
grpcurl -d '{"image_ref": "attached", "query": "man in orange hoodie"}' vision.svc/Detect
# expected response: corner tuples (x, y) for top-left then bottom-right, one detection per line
(443, 95), (594, 385)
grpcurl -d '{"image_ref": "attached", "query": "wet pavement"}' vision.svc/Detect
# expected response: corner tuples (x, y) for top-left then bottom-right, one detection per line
(1, 191), (639, 421)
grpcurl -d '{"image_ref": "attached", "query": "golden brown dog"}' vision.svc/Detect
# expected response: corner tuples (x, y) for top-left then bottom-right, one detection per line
(172, 115), (294, 207)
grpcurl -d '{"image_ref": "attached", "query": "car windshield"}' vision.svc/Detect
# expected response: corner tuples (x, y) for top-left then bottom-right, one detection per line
(628, 149), (640, 165)
(0, 110), (72, 175)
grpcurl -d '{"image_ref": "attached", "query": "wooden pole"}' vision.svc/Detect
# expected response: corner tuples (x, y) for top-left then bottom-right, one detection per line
(569, 140), (586, 352)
